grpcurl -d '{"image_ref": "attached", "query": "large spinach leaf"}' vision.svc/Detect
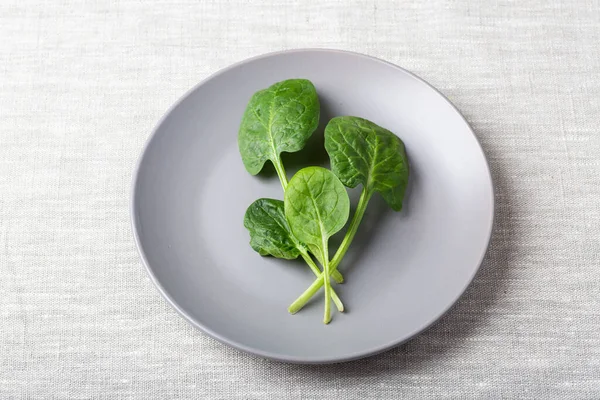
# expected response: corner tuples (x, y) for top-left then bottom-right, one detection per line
(324, 116), (409, 209)
(238, 79), (319, 183)
(325, 116), (409, 269)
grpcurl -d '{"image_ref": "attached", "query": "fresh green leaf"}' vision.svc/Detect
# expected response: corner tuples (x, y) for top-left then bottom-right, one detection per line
(324, 116), (409, 208)
(284, 167), (350, 256)
(243, 198), (304, 259)
(285, 166), (350, 323)
(238, 79), (320, 176)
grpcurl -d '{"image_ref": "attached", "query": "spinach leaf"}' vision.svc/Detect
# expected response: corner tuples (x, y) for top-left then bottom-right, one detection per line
(244, 198), (304, 260)
(238, 79), (319, 181)
(284, 167), (350, 256)
(284, 167), (349, 323)
(326, 116), (408, 274)
(324, 116), (409, 208)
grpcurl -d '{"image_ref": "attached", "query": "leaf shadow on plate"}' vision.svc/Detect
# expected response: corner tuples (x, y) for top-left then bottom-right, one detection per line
(283, 193), (395, 314)
(328, 182), (409, 281)
(256, 125), (516, 376)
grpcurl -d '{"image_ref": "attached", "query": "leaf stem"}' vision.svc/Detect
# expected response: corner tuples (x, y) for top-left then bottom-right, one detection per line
(300, 252), (344, 312)
(301, 252), (343, 284)
(273, 157), (288, 191)
(288, 187), (373, 313)
(331, 287), (344, 313)
(331, 269), (344, 284)
(288, 275), (324, 314)
(322, 244), (331, 324)
(330, 187), (373, 270)
(300, 253), (321, 277)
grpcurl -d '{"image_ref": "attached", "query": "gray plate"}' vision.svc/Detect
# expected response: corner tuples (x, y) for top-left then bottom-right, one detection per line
(131, 49), (494, 364)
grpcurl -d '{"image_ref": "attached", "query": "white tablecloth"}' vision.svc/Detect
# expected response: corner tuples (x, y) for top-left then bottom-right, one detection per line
(1, 1), (599, 398)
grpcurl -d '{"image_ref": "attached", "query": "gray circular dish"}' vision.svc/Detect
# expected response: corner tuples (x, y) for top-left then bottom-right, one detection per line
(131, 49), (494, 364)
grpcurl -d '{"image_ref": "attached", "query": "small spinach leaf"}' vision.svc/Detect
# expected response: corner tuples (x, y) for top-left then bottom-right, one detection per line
(243, 198), (304, 259)
(238, 79), (320, 175)
(284, 167), (350, 256)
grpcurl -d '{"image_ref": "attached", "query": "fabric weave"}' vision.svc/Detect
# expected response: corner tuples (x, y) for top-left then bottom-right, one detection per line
(1, 0), (599, 398)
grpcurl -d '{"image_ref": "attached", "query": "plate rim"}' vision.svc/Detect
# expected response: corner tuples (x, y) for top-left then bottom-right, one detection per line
(130, 48), (496, 364)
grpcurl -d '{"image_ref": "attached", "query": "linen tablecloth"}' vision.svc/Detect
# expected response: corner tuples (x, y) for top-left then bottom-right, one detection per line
(1, 1), (599, 398)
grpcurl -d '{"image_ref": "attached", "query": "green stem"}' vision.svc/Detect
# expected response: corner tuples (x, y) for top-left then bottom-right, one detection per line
(322, 244), (331, 324)
(331, 287), (344, 313)
(300, 253), (321, 277)
(331, 269), (344, 284)
(273, 157), (288, 191)
(300, 253), (344, 312)
(288, 275), (324, 314)
(331, 187), (372, 270)
(303, 252), (343, 284)
(288, 187), (373, 313)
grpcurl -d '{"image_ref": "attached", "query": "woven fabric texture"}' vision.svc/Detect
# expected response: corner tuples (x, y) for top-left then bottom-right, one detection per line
(1, 1), (599, 398)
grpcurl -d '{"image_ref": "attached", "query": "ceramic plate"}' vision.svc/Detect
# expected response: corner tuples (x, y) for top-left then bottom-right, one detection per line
(131, 49), (494, 363)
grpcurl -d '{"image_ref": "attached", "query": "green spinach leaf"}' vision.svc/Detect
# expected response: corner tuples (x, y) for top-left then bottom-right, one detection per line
(284, 167), (349, 323)
(284, 167), (350, 255)
(244, 198), (304, 260)
(238, 79), (319, 180)
(324, 116), (409, 207)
